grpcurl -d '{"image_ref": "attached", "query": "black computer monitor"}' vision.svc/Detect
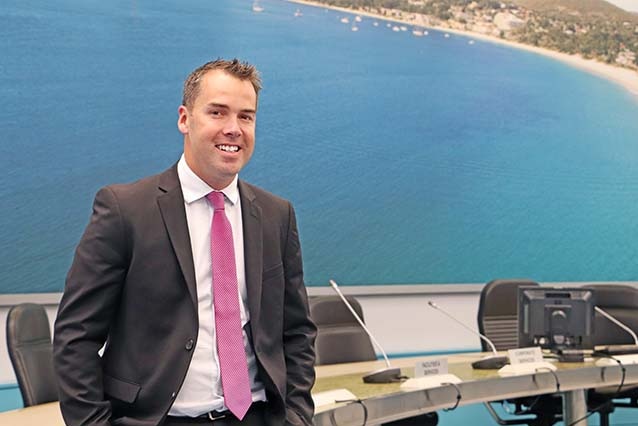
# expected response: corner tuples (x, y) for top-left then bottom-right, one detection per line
(518, 287), (595, 352)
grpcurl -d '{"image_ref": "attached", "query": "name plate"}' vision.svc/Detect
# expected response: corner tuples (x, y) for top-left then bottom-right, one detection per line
(415, 357), (448, 377)
(508, 347), (543, 365)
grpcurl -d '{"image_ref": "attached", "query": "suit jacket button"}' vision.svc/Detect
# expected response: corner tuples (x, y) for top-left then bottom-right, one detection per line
(185, 339), (194, 350)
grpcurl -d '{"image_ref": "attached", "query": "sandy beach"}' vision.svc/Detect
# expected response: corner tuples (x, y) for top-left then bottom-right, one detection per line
(289, 0), (638, 99)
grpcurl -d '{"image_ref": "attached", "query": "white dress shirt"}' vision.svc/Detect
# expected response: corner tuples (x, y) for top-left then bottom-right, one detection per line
(169, 155), (265, 416)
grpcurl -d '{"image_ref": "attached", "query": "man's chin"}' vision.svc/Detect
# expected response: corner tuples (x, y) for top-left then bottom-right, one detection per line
(208, 166), (243, 186)
(217, 159), (247, 174)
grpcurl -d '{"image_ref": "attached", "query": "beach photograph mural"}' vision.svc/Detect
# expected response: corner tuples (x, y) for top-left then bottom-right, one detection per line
(2, 0), (638, 292)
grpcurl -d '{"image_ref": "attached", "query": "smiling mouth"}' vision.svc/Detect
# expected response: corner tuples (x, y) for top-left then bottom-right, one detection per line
(216, 144), (240, 153)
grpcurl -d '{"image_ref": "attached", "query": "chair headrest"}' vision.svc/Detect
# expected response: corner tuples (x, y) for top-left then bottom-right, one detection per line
(309, 296), (365, 325)
(6, 303), (51, 345)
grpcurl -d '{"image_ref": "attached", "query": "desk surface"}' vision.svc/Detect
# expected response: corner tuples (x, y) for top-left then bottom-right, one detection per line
(0, 401), (64, 425)
(1, 353), (635, 426)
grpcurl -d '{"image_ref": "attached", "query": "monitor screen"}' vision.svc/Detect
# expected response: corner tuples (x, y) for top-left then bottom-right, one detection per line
(518, 287), (595, 351)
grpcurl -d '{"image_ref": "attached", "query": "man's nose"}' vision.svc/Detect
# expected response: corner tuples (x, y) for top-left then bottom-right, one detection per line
(223, 116), (241, 138)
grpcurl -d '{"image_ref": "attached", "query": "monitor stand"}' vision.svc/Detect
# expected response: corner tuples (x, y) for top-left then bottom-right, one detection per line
(556, 348), (585, 362)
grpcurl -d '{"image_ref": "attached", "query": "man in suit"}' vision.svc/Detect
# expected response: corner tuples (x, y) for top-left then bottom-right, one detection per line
(53, 59), (317, 426)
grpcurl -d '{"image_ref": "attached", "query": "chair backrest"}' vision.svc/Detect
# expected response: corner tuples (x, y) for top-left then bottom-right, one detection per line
(477, 279), (540, 351)
(6, 303), (58, 406)
(308, 296), (377, 365)
(583, 284), (638, 346)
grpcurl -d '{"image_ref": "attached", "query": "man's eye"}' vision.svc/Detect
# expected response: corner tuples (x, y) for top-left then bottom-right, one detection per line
(241, 115), (254, 122)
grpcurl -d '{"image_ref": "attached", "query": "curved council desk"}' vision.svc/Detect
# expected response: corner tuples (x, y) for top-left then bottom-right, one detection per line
(312, 352), (637, 426)
(1, 352), (635, 425)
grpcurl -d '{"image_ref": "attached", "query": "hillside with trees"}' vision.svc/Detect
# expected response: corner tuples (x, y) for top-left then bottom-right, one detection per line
(309, 0), (638, 68)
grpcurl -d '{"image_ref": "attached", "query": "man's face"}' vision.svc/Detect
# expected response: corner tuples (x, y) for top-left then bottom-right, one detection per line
(178, 69), (257, 189)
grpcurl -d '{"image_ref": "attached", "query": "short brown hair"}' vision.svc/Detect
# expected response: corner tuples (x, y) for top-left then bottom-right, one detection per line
(182, 58), (262, 108)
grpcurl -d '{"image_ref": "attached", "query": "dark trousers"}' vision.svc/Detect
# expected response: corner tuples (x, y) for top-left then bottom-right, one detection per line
(163, 402), (266, 426)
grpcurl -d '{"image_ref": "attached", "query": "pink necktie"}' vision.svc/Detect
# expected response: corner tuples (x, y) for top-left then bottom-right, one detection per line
(206, 192), (252, 420)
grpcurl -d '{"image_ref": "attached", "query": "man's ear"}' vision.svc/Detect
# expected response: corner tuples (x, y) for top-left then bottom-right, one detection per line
(177, 105), (189, 135)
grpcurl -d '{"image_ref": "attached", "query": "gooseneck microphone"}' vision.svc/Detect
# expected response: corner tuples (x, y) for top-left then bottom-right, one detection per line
(427, 301), (509, 369)
(329, 280), (402, 383)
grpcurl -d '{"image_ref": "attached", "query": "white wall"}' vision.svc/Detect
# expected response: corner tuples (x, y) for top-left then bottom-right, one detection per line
(321, 286), (484, 355)
(364, 293), (482, 353)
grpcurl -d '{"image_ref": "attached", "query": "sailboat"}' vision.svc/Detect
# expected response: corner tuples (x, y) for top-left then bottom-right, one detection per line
(252, 1), (264, 12)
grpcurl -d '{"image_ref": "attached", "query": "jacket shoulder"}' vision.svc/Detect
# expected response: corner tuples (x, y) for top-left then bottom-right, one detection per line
(239, 180), (291, 209)
(98, 166), (177, 202)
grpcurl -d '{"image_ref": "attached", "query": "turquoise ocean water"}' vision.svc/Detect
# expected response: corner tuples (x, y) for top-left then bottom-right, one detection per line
(2, 0), (638, 292)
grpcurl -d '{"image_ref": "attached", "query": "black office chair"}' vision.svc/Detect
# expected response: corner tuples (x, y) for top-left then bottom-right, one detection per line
(587, 284), (638, 346)
(6, 303), (58, 406)
(477, 279), (562, 426)
(309, 295), (376, 365)
(309, 296), (438, 425)
(584, 284), (638, 426)
(478, 279), (540, 352)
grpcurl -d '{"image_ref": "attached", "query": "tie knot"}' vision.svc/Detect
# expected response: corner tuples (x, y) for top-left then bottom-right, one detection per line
(206, 191), (225, 211)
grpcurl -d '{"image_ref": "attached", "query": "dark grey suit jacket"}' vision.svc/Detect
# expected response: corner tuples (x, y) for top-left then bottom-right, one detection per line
(53, 165), (316, 426)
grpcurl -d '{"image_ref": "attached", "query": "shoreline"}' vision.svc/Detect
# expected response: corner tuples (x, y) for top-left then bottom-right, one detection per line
(288, 0), (638, 100)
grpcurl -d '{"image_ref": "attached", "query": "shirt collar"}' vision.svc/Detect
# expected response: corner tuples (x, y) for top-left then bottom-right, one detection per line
(177, 154), (239, 206)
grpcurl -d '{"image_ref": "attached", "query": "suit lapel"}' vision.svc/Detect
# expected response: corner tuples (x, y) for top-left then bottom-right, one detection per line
(157, 165), (198, 308)
(239, 180), (263, 325)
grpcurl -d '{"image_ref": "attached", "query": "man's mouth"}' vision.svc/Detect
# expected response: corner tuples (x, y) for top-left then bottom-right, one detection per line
(216, 144), (240, 153)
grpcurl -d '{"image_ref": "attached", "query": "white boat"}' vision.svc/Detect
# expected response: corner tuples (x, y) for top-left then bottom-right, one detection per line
(252, 1), (264, 12)
(400, 25), (407, 31)
(351, 25), (359, 32)
(412, 28), (424, 36)
(354, 16), (362, 22)
(373, 21), (379, 27)
(444, 33), (450, 38)
(340, 17), (349, 24)
(294, 9), (302, 17)
(392, 25), (400, 32)
(424, 30), (429, 35)
(469, 40), (475, 45)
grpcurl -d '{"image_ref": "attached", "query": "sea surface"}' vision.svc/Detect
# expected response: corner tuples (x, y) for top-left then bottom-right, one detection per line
(2, 0), (638, 293)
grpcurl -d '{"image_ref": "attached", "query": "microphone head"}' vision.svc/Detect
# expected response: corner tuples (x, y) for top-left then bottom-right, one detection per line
(329, 279), (338, 289)
(427, 301), (437, 308)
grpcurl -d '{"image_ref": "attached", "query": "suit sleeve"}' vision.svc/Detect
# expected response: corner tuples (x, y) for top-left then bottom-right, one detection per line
(281, 204), (317, 426)
(53, 187), (128, 426)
